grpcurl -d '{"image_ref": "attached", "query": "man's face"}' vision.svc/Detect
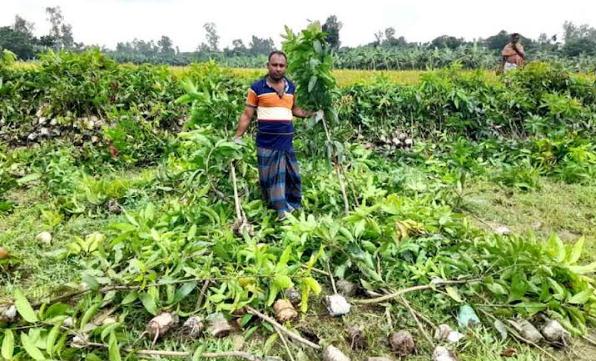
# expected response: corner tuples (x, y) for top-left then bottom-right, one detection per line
(512, 34), (520, 43)
(267, 54), (287, 81)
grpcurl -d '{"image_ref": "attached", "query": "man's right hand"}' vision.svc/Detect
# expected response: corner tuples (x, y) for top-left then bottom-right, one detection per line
(232, 136), (245, 146)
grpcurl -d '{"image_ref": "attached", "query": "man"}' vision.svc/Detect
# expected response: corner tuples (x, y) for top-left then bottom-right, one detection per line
(500, 33), (526, 73)
(233, 51), (318, 219)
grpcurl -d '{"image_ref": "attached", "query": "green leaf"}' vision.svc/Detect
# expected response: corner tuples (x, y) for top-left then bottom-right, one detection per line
(307, 75), (317, 93)
(172, 282), (197, 304)
(140, 292), (158, 315)
(521, 302), (547, 315)
(121, 291), (138, 305)
(546, 234), (565, 262)
(272, 275), (293, 290)
(508, 273), (527, 302)
(566, 237), (584, 265)
(303, 277), (322, 295)
(81, 274), (100, 291)
(14, 289), (38, 323)
(568, 289), (593, 305)
(2, 329), (14, 360)
(16, 173), (41, 186)
(43, 303), (71, 320)
(313, 40), (322, 54)
(445, 286), (463, 303)
(79, 303), (100, 330)
(486, 282), (508, 296)
(568, 262), (596, 274)
(46, 323), (61, 357)
(108, 332), (121, 361)
(86, 353), (104, 361)
(20, 333), (45, 361)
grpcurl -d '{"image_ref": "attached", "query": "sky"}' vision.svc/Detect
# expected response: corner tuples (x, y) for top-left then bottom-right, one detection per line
(1, 0), (595, 51)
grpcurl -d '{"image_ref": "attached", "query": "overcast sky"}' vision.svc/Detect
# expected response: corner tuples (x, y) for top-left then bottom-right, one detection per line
(1, 0), (595, 51)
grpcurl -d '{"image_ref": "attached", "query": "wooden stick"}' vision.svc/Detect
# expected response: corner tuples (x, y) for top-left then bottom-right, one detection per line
(246, 306), (321, 350)
(320, 115), (350, 215)
(354, 279), (477, 305)
(581, 335), (596, 347)
(86, 341), (275, 361)
(196, 280), (210, 309)
(326, 261), (338, 295)
(136, 349), (272, 360)
(274, 324), (296, 361)
(399, 295), (434, 348)
(230, 161), (243, 221)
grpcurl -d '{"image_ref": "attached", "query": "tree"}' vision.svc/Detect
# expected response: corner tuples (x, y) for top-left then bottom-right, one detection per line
(248, 36), (274, 56)
(484, 30), (509, 50)
(203, 22), (219, 51)
(322, 15), (342, 50)
(373, 31), (384, 47)
(157, 35), (175, 54)
(382, 27), (407, 47)
(0, 27), (35, 59)
(13, 15), (34, 37)
(225, 39), (248, 56)
(562, 21), (596, 56)
(431, 35), (465, 49)
(45, 6), (74, 50)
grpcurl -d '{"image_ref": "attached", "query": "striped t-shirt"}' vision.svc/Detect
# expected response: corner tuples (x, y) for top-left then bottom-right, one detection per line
(246, 77), (296, 150)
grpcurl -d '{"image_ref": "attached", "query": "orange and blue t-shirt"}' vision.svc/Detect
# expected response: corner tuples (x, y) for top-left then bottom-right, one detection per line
(246, 77), (296, 150)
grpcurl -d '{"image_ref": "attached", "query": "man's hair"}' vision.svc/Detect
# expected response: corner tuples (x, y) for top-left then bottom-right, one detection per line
(511, 33), (520, 38)
(268, 50), (287, 63)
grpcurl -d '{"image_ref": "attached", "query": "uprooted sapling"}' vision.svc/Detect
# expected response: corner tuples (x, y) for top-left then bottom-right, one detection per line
(389, 330), (416, 357)
(207, 312), (234, 338)
(230, 161), (254, 237)
(146, 312), (179, 344)
(273, 299), (298, 322)
(322, 345), (351, 361)
(182, 316), (205, 338)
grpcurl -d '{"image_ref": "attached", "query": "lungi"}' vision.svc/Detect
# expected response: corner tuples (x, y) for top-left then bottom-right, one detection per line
(257, 147), (302, 216)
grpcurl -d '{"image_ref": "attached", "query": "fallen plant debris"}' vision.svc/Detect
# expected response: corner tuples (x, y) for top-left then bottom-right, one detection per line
(323, 345), (351, 361)
(389, 330), (416, 357)
(146, 312), (179, 344)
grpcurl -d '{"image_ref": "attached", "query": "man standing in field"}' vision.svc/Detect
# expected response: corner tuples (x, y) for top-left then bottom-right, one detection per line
(500, 33), (526, 73)
(233, 51), (318, 219)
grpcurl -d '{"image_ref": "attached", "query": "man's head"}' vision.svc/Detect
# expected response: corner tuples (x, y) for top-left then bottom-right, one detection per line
(267, 51), (287, 81)
(511, 33), (521, 44)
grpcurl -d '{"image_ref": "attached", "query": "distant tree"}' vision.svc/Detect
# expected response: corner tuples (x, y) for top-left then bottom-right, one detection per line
(248, 36), (274, 55)
(484, 30), (510, 50)
(45, 6), (74, 50)
(373, 30), (384, 47)
(203, 22), (219, 51)
(0, 27), (35, 59)
(383, 27), (407, 47)
(322, 15), (342, 50)
(13, 15), (34, 37)
(431, 35), (465, 49)
(157, 35), (175, 54)
(562, 21), (596, 56)
(224, 39), (248, 56)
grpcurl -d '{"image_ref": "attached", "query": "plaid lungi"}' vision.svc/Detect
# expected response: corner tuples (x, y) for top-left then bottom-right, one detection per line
(257, 147), (301, 216)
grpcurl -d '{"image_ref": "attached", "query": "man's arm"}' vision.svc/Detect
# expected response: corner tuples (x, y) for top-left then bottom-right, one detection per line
(234, 106), (255, 138)
(292, 106), (314, 118)
(512, 43), (525, 59)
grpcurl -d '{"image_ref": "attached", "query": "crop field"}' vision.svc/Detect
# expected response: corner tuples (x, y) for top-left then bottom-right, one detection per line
(1, 25), (595, 361)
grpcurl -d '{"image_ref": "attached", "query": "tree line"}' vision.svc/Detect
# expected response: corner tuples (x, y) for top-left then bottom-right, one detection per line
(1, 8), (595, 69)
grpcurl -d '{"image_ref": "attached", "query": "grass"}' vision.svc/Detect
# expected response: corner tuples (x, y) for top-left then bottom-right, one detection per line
(462, 178), (596, 262)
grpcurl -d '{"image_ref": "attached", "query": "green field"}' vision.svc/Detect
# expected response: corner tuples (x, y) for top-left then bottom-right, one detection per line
(1, 50), (595, 361)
